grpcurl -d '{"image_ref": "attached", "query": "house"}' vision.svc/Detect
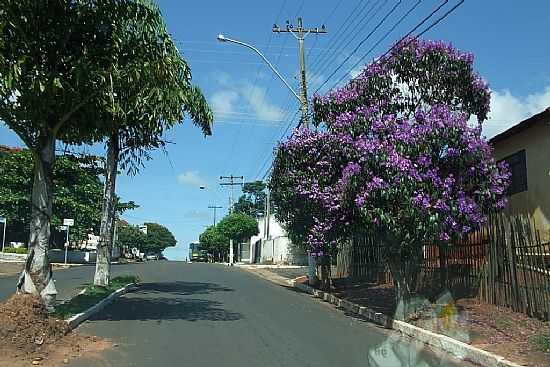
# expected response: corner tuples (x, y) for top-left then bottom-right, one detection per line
(249, 215), (307, 265)
(489, 107), (550, 241)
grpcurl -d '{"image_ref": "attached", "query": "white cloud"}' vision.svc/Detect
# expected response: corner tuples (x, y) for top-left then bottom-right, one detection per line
(209, 76), (285, 123)
(482, 86), (550, 138)
(240, 83), (284, 121)
(210, 90), (239, 116)
(177, 171), (207, 187)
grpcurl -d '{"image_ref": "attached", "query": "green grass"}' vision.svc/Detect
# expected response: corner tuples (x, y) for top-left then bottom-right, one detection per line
(495, 316), (514, 329)
(529, 332), (550, 352)
(3, 247), (28, 254)
(54, 274), (140, 319)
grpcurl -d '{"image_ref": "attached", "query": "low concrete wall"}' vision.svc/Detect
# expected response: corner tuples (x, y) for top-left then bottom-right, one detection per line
(48, 249), (97, 264)
(0, 252), (26, 262)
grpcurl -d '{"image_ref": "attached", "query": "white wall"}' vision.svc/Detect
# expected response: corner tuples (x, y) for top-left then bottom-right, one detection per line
(250, 215), (307, 265)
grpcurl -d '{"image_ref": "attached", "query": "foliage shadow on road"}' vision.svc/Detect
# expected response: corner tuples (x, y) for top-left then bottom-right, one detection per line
(135, 281), (235, 296)
(90, 281), (241, 322)
(90, 296), (242, 322)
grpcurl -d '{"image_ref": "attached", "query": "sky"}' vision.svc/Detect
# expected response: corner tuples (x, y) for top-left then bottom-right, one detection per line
(1, 1), (550, 260)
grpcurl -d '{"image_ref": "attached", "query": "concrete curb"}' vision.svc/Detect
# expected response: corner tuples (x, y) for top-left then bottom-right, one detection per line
(65, 283), (138, 329)
(289, 280), (524, 367)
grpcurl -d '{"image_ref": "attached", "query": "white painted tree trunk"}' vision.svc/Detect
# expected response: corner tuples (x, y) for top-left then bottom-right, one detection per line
(17, 134), (57, 310)
(94, 132), (119, 286)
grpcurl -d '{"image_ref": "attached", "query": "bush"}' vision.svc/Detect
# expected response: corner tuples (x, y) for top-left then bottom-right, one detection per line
(3, 247), (27, 254)
(529, 332), (550, 352)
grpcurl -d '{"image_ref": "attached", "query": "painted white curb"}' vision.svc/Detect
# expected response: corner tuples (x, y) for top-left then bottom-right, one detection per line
(288, 280), (524, 367)
(66, 283), (138, 329)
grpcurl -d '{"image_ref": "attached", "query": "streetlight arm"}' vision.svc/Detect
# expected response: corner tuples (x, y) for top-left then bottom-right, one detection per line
(218, 34), (302, 104)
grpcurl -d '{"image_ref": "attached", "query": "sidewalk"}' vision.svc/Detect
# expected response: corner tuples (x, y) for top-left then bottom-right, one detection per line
(235, 264), (308, 287)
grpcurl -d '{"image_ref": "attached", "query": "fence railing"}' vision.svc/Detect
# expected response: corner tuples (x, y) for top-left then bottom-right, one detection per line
(335, 213), (550, 320)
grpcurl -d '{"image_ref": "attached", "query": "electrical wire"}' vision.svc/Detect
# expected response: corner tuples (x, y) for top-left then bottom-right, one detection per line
(312, 0), (403, 95)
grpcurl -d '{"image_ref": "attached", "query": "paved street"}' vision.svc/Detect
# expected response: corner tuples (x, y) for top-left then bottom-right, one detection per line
(61, 261), (468, 367)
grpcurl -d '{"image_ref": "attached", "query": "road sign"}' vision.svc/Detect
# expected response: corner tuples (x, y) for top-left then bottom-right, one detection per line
(0, 217), (5, 223)
(63, 218), (74, 226)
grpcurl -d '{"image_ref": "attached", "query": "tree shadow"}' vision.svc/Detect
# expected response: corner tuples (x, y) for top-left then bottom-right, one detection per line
(135, 281), (235, 296)
(89, 281), (241, 322)
(90, 297), (242, 322)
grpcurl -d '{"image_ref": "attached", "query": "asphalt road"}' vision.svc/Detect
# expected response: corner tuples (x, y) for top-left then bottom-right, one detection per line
(64, 262), (469, 367)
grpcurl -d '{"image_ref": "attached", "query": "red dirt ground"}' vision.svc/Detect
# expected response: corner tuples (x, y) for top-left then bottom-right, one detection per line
(0, 294), (111, 367)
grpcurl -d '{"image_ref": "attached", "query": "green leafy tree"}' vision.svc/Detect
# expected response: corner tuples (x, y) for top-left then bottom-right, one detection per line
(0, 0), (148, 306)
(199, 225), (229, 262)
(115, 223), (147, 255)
(233, 181), (267, 217)
(217, 213), (259, 243)
(0, 149), (136, 246)
(93, 0), (212, 286)
(139, 222), (176, 254)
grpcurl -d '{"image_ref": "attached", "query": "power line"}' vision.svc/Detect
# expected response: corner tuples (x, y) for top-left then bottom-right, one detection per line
(306, 0), (345, 61)
(309, 0), (388, 83)
(307, 0), (368, 74)
(312, 0), (403, 95)
(330, 0), (453, 90)
(328, 0), (424, 90)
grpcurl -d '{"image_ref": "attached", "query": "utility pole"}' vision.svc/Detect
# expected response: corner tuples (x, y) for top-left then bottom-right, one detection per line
(220, 175), (244, 266)
(273, 18), (327, 128)
(219, 175), (244, 214)
(208, 205), (222, 226)
(273, 17), (326, 284)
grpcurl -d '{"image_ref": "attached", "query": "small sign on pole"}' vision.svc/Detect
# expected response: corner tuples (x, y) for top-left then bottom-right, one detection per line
(62, 219), (73, 264)
(0, 217), (6, 253)
(63, 219), (74, 226)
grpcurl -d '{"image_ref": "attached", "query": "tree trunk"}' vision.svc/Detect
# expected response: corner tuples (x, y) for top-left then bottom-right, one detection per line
(94, 132), (119, 286)
(17, 133), (57, 310)
(318, 255), (331, 290)
(386, 247), (423, 321)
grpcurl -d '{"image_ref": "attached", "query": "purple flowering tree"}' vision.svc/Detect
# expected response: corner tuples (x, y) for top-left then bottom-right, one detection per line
(270, 38), (509, 311)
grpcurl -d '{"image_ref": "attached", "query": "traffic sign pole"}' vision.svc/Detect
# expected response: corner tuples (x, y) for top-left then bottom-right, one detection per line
(1, 218), (6, 253)
(62, 219), (74, 264)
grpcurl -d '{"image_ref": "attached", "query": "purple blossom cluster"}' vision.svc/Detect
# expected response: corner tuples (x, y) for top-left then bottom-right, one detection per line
(271, 38), (509, 256)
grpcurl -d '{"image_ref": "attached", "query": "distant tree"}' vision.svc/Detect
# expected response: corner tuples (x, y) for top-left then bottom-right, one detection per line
(233, 181), (267, 217)
(115, 223), (147, 255)
(216, 213), (259, 243)
(199, 225), (229, 262)
(140, 222), (176, 254)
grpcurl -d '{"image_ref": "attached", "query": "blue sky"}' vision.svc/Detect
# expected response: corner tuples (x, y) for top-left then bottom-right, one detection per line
(1, 1), (549, 260)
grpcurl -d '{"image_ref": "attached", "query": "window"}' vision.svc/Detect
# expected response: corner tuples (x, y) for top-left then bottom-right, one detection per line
(500, 149), (527, 195)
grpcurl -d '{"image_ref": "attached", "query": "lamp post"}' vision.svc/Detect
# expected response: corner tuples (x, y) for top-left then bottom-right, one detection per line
(216, 34), (303, 114)
(217, 32), (321, 284)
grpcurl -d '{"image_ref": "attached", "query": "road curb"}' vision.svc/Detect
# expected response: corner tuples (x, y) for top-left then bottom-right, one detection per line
(289, 280), (523, 367)
(65, 283), (138, 329)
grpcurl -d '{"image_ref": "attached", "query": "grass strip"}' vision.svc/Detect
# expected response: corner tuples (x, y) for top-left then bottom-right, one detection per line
(54, 275), (140, 319)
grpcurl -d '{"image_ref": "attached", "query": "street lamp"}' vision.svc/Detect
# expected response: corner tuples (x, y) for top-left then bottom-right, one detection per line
(216, 34), (302, 105)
